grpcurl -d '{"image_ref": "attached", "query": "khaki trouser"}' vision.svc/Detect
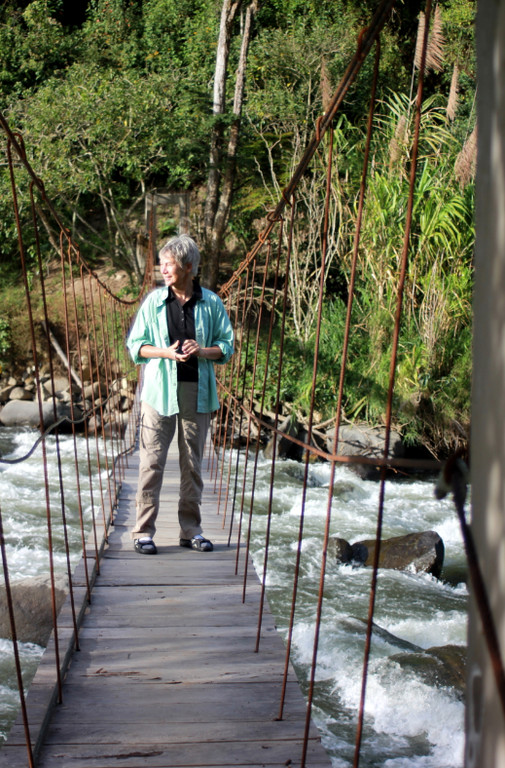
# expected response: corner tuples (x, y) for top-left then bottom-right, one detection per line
(132, 382), (211, 541)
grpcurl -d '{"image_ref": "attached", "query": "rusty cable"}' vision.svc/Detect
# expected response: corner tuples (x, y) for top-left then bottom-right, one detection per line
(290, 121), (338, 747)
(59, 234), (92, 604)
(80, 266), (109, 540)
(353, 3), (433, 764)
(224, 267), (254, 548)
(238, 240), (274, 596)
(88, 275), (116, 524)
(217, 385), (440, 472)
(219, 276), (245, 526)
(6, 138), (65, 703)
(29, 182), (81, 651)
(1, 109), (149, 760)
(229, 259), (259, 566)
(214, 280), (242, 504)
(255, 196), (297, 653)
(67, 246), (102, 574)
(243, 229), (283, 606)
(0, 509), (34, 768)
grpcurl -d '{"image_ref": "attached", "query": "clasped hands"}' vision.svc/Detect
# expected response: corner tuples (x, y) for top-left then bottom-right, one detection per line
(170, 339), (201, 361)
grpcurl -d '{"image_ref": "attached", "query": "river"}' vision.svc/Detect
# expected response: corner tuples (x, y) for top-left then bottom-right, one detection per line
(0, 427), (466, 767)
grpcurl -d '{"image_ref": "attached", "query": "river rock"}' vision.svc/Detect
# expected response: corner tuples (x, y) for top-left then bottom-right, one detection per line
(0, 384), (16, 402)
(329, 537), (354, 563)
(390, 644), (466, 698)
(330, 530), (445, 577)
(264, 414), (306, 461)
(51, 376), (72, 392)
(325, 423), (405, 479)
(342, 617), (422, 652)
(334, 424), (404, 458)
(8, 386), (33, 401)
(83, 381), (107, 400)
(0, 398), (74, 430)
(0, 575), (69, 646)
(340, 619), (465, 696)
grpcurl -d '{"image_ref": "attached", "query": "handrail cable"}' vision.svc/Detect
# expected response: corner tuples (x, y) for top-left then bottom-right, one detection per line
(0, 96), (153, 764)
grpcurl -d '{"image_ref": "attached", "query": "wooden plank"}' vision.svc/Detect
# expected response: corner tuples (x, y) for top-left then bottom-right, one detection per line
(78, 552), (258, 581)
(33, 742), (330, 768)
(34, 732), (329, 768)
(9, 719), (310, 744)
(34, 679), (307, 721)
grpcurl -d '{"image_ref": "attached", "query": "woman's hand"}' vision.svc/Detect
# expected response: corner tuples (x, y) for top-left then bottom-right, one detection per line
(169, 340), (192, 361)
(179, 339), (201, 358)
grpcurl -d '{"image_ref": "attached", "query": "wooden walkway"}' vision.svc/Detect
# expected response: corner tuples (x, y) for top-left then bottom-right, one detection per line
(1, 438), (332, 768)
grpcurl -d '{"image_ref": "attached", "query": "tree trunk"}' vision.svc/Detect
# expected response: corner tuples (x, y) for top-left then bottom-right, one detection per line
(203, 0), (242, 260)
(202, 0), (258, 290)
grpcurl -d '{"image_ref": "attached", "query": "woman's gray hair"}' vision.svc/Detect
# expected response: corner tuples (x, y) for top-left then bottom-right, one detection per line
(159, 234), (201, 276)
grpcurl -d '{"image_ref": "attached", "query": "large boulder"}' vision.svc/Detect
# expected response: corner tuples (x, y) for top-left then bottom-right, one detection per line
(263, 414), (306, 461)
(343, 618), (465, 697)
(0, 575), (69, 646)
(325, 423), (405, 479)
(0, 398), (74, 431)
(329, 530), (445, 578)
(390, 644), (466, 698)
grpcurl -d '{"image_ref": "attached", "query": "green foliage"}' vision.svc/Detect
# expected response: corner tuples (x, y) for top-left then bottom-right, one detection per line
(0, 280), (33, 372)
(141, 0), (218, 72)
(244, 276), (471, 456)
(247, 16), (360, 128)
(338, 90), (474, 452)
(0, 0), (78, 103)
(80, 0), (142, 69)
(0, 317), (11, 368)
(2, 60), (212, 272)
(9, 62), (186, 187)
(0, 0), (476, 453)
(239, 79), (474, 455)
(0, 0), (224, 272)
(440, 0), (476, 72)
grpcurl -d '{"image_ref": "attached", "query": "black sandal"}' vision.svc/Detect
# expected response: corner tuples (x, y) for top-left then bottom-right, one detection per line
(134, 538), (157, 555)
(179, 535), (213, 552)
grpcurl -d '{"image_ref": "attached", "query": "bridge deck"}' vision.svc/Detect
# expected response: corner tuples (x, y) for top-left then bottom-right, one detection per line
(2, 439), (331, 768)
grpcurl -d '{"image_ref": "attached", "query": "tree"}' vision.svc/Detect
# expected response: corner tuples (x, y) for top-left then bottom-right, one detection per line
(4, 63), (195, 276)
(202, 0), (258, 290)
(0, 0), (78, 104)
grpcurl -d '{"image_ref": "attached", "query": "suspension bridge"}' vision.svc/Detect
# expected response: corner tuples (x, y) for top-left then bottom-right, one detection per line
(0, 0), (504, 766)
(1, 426), (332, 768)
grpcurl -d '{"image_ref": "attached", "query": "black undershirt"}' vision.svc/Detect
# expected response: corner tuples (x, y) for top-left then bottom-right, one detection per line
(165, 281), (202, 382)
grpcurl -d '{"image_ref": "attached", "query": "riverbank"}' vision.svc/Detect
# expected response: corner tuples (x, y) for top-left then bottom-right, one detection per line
(0, 256), (470, 461)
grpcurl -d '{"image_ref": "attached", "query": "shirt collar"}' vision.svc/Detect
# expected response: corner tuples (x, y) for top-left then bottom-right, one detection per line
(166, 278), (203, 303)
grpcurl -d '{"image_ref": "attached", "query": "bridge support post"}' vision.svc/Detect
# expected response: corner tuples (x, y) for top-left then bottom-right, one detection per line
(468, 1), (505, 765)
